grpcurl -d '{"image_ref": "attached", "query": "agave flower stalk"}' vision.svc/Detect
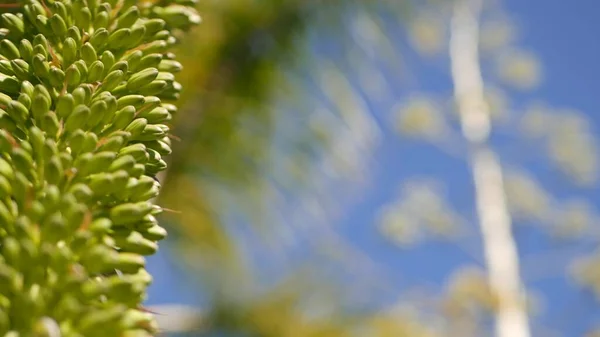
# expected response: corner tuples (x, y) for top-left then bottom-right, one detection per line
(0, 0), (199, 336)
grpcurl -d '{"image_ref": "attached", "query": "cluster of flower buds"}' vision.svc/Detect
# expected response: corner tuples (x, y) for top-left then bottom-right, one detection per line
(0, 0), (199, 336)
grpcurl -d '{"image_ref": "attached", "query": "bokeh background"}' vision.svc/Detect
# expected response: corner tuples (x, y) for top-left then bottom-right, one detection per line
(144, 0), (600, 336)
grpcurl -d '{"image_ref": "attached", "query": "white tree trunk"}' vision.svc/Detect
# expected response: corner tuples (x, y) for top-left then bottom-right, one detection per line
(449, 1), (531, 337)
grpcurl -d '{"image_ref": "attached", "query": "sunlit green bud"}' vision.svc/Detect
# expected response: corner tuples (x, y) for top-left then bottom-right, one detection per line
(0, 129), (13, 153)
(11, 147), (33, 173)
(109, 60), (129, 74)
(52, 2), (69, 23)
(33, 33), (48, 50)
(0, 60), (14, 76)
(142, 224), (167, 241)
(89, 218), (112, 235)
(117, 95), (145, 109)
(0, 157), (14, 181)
(90, 28), (109, 50)
(64, 104), (90, 133)
(87, 151), (117, 176)
(135, 53), (162, 72)
(21, 80), (34, 98)
(87, 173), (113, 196)
(72, 86), (87, 106)
(138, 107), (168, 125)
(143, 19), (166, 37)
(97, 135), (125, 152)
(142, 96), (161, 111)
(156, 71), (175, 83)
(23, 2), (44, 23)
(137, 80), (167, 96)
(127, 68), (158, 91)
(111, 106), (136, 130)
(0, 91), (10, 106)
(78, 305), (127, 333)
(81, 42), (97, 65)
(117, 231), (157, 255)
(56, 93), (74, 119)
(41, 112), (60, 139)
(101, 50), (116, 75)
(0, 111), (19, 134)
(86, 100), (107, 129)
(62, 37), (77, 66)
(0, 174), (10, 199)
(74, 7), (92, 30)
(158, 59), (182, 73)
(119, 143), (148, 164)
(123, 50), (143, 71)
(74, 59), (88, 82)
(106, 28), (131, 50)
(17, 93), (31, 111)
(125, 25), (146, 49)
(129, 163), (145, 178)
(49, 14), (68, 37)
(153, 5), (201, 29)
(32, 45), (47, 60)
(0, 39), (20, 59)
(87, 60), (104, 82)
(32, 54), (49, 78)
(2, 13), (24, 38)
(134, 124), (166, 142)
(112, 169), (130, 190)
(108, 155), (136, 174)
(68, 183), (93, 203)
(117, 6), (140, 29)
(49, 66), (66, 88)
(7, 100), (28, 124)
(100, 69), (124, 92)
(113, 253), (145, 274)
(10, 59), (30, 81)
(93, 11), (110, 30)
(35, 15), (55, 38)
(67, 26), (82, 48)
(45, 155), (63, 185)
(143, 40), (167, 54)
(65, 64), (81, 87)
(151, 30), (170, 41)
(31, 95), (50, 122)
(124, 118), (147, 139)
(81, 132), (99, 153)
(18, 40), (33, 62)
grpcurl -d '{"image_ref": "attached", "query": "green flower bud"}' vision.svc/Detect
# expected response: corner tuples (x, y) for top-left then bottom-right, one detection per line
(56, 93), (74, 119)
(74, 7), (92, 30)
(49, 14), (68, 38)
(100, 69), (124, 92)
(126, 68), (158, 91)
(63, 37), (78, 67)
(0, 39), (20, 60)
(158, 59), (183, 73)
(90, 28), (109, 50)
(31, 54), (49, 78)
(49, 66), (66, 88)
(87, 60), (105, 82)
(10, 59), (30, 81)
(18, 40), (33, 62)
(124, 118), (147, 138)
(93, 11), (110, 30)
(64, 104), (90, 133)
(117, 6), (140, 30)
(81, 42), (97, 65)
(135, 53), (162, 72)
(117, 95), (145, 110)
(2, 13), (25, 38)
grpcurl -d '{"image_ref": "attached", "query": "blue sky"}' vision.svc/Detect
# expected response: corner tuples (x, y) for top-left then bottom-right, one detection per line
(147, 1), (600, 336)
